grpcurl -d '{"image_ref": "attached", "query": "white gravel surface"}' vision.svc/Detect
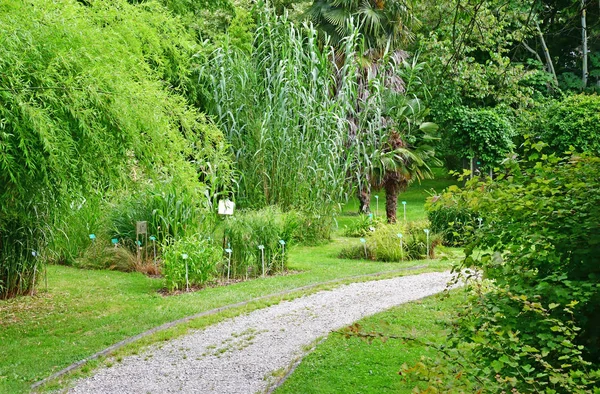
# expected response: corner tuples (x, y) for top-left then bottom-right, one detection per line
(68, 271), (454, 394)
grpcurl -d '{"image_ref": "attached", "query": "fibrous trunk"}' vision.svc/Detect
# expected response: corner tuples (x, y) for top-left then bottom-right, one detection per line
(383, 173), (407, 224)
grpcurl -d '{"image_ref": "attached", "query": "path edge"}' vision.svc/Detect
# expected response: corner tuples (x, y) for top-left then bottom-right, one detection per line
(31, 264), (428, 391)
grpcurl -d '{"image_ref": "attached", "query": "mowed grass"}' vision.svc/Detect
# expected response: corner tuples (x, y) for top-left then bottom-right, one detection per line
(0, 245), (452, 393)
(337, 168), (458, 229)
(0, 171), (459, 393)
(275, 290), (464, 394)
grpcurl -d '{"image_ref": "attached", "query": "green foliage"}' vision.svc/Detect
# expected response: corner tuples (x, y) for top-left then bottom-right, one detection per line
(199, 5), (358, 215)
(47, 197), (107, 266)
(162, 235), (221, 291)
(426, 185), (478, 246)
(414, 0), (536, 109)
(339, 221), (441, 262)
(109, 182), (212, 249)
(443, 106), (515, 170)
(342, 214), (382, 238)
(223, 207), (296, 279)
(0, 0), (230, 298)
(538, 94), (600, 155)
(305, 0), (419, 51)
(406, 142), (600, 392)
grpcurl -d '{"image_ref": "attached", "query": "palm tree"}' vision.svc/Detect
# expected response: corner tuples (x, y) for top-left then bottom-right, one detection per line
(306, 0), (418, 53)
(306, 0), (437, 221)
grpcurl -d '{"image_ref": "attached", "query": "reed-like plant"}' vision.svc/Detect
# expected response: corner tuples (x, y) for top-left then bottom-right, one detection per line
(223, 207), (297, 279)
(199, 6), (362, 219)
(162, 235), (221, 291)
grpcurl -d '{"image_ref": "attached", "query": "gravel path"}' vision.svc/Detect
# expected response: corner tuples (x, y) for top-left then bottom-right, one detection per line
(68, 271), (453, 394)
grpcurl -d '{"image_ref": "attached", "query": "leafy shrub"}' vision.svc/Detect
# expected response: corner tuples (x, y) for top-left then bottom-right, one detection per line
(339, 221), (441, 261)
(223, 207), (294, 279)
(342, 214), (383, 238)
(538, 93), (600, 155)
(426, 186), (479, 246)
(48, 196), (107, 266)
(162, 235), (221, 291)
(286, 211), (333, 245)
(109, 182), (212, 250)
(443, 106), (515, 170)
(405, 142), (600, 392)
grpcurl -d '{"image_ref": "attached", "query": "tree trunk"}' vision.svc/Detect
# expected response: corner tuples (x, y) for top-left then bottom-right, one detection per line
(534, 21), (558, 87)
(383, 173), (407, 224)
(384, 182), (399, 223)
(582, 0), (588, 88)
(358, 188), (371, 214)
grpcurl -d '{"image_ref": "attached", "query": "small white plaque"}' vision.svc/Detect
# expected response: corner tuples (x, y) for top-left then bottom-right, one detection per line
(218, 199), (235, 215)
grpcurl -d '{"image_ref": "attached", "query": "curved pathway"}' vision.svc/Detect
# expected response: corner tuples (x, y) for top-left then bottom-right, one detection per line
(69, 271), (453, 394)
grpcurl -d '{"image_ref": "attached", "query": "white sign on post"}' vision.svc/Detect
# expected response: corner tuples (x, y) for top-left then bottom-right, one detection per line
(218, 199), (235, 215)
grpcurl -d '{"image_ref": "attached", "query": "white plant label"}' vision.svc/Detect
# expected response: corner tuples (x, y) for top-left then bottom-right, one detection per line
(218, 199), (235, 215)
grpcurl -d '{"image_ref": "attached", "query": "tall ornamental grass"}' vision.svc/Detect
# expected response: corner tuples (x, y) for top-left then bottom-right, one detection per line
(199, 6), (361, 217)
(223, 207), (297, 279)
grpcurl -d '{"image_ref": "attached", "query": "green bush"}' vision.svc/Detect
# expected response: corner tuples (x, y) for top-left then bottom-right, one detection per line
(162, 235), (221, 291)
(426, 186), (479, 246)
(405, 142), (600, 392)
(339, 221), (441, 262)
(109, 182), (212, 250)
(223, 207), (294, 279)
(443, 106), (515, 170)
(538, 93), (600, 155)
(342, 214), (383, 238)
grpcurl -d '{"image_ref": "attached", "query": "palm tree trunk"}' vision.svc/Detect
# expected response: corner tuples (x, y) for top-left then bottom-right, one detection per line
(384, 182), (399, 223)
(383, 175), (407, 224)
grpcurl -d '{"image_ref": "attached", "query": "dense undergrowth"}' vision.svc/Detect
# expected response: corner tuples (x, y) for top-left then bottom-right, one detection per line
(410, 142), (600, 392)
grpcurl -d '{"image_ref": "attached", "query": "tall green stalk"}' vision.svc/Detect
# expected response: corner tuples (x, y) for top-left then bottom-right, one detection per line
(200, 6), (362, 215)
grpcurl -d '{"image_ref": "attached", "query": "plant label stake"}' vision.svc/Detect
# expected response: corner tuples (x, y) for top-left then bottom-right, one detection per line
(397, 233), (403, 261)
(149, 236), (157, 267)
(375, 195), (379, 217)
(31, 250), (38, 295)
(111, 238), (119, 248)
(279, 240), (286, 273)
(477, 217), (483, 228)
(136, 221), (148, 265)
(360, 238), (367, 259)
(218, 199), (235, 252)
(258, 245), (265, 277)
(89, 234), (96, 243)
(424, 229), (430, 259)
(402, 201), (407, 221)
(182, 253), (189, 292)
(225, 247), (232, 280)
(368, 213), (373, 221)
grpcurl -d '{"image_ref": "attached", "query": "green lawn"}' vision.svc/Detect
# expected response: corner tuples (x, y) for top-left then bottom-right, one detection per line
(338, 168), (458, 228)
(0, 171), (459, 393)
(0, 244), (452, 393)
(275, 290), (464, 394)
